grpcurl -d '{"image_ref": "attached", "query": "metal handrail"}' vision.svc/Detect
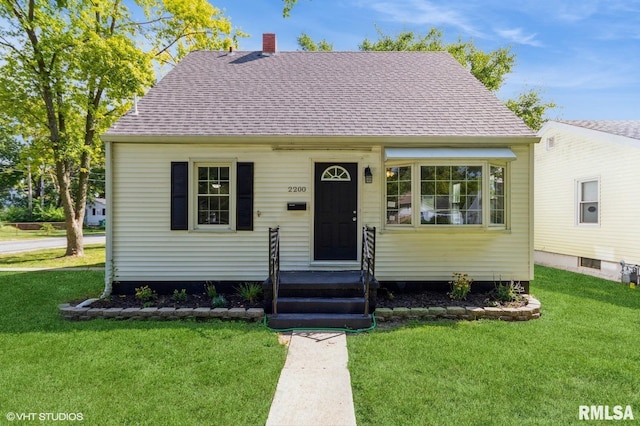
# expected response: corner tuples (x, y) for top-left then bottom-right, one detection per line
(361, 226), (376, 316)
(269, 227), (280, 316)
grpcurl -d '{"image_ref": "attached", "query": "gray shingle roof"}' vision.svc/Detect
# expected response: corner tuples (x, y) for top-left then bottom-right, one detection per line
(559, 120), (640, 141)
(104, 50), (535, 139)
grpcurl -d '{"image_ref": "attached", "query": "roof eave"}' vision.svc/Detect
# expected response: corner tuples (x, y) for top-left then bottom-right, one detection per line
(100, 134), (539, 146)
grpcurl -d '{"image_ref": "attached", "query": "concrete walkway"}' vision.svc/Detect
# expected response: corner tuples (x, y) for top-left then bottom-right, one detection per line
(266, 332), (357, 426)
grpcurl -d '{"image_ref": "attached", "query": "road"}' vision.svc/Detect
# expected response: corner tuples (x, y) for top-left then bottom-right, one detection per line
(0, 234), (106, 255)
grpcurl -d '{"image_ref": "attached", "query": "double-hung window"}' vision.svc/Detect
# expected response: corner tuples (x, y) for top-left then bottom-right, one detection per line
(577, 179), (599, 225)
(170, 161), (254, 231)
(385, 156), (510, 229)
(196, 164), (232, 227)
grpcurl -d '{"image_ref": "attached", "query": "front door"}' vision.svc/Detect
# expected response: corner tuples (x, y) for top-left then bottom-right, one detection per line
(314, 163), (358, 261)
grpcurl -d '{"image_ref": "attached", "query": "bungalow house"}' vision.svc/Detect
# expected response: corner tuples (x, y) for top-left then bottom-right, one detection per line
(535, 120), (640, 282)
(101, 34), (538, 328)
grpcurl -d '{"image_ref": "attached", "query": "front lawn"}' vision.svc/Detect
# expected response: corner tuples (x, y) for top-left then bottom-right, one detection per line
(0, 244), (105, 268)
(0, 271), (286, 425)
(349, 265), (640, 425)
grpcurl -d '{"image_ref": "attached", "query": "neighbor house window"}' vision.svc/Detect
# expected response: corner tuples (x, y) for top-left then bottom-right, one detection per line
(578, 179), (599, 224)
(385, 162), (509, 228)
(197, 165), (231, 226)
(386, 166), (412, 224)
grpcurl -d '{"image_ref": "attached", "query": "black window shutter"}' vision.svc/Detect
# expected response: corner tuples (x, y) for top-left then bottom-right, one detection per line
(170, 162), (189, 230)
(236, 162), (254, 231)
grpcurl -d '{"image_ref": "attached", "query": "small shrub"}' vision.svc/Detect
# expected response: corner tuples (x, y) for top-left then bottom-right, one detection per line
(135, 285), (157, 302)
(448, 272), (473, 300)
(236, 282), (262, 303)
(39, 222), (55, 235)
(172, 288), (187, 302)
(494, 278), (525, 303)
(205, 282), (217, 298)
(211, 295), (227, 308)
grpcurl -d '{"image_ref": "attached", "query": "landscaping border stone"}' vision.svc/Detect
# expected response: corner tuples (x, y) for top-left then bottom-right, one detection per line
(59, 295), (541, 323)
(373, 295), (541, 322)
(59, 300), (264, 322)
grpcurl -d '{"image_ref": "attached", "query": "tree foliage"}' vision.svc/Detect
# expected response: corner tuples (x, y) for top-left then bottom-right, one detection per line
(0, 0), (241, 255)
(282, 0), (299, 17)
(0, 122), (22, 201)
(297, 32), (333, 51)
(506, 89), (557, 131)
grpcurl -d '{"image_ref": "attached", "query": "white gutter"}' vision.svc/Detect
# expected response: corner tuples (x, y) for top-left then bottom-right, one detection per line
(101, 140), (114, 298)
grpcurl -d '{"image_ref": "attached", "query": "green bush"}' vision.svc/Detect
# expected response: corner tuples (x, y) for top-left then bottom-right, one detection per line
(236, 282), (262, 303)
(448, 272), (473, 300)
(211, 295), (227, 308)
(205, 282), (217, 298)
(134, 285), (157, 302)
(0, 204), (65, 222)
(172, 288), (187, 302)
(494, 279), (525, 303)
(39, 223), (55, 235)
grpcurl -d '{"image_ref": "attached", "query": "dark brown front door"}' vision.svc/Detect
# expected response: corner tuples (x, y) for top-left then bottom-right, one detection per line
(314, 163), (358, 261)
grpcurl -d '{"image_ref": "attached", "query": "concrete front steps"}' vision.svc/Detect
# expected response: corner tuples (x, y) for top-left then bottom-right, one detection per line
(264, 270), (376, 330)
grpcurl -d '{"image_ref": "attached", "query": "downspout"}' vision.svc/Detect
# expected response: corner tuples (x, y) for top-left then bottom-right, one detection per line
(101, 139), (114, 298)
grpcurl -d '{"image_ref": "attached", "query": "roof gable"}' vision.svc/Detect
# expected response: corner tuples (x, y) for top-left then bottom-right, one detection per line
(104, 50), (535, 140)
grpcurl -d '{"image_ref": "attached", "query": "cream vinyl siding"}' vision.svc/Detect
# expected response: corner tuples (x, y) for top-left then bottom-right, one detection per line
(535, 124), (640, 264)
(376, 144), (533, 281)
(111, 142), (533, 282)
(111, 143), (380, 281)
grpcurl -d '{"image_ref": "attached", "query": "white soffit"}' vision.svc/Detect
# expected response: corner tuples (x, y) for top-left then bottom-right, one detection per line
(385, 147), (517, 161)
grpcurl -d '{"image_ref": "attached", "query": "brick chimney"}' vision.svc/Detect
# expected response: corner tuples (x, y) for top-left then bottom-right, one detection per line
(262, 33), (276, 55)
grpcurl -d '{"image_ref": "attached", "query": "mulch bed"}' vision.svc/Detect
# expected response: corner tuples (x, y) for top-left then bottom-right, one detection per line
(81, 289), (525, 310)
(88, 292), (263, 310)
(377, 289), (526, 309)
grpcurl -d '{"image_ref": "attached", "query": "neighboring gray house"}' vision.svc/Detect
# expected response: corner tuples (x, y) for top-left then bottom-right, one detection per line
(101, 34), (537, 328)
(536, 120), (640, 282)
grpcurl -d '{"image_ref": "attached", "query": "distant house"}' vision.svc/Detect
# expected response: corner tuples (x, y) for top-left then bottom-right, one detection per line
(85, 198), (106, 227)
(535, 120), (640, 281)
(101, 34), (537, 327)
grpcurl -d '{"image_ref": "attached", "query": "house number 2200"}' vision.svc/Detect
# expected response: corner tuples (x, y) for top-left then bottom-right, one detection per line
(288, 186), (307, 192)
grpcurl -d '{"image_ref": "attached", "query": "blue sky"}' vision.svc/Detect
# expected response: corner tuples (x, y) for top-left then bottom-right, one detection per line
(213, 0), (639, 120)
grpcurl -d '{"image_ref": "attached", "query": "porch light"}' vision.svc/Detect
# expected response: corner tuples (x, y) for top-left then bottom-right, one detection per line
(364, 166), (373, 184)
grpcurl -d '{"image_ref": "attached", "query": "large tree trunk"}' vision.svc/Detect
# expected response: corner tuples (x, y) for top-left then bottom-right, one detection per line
(65, 216), (84, 257)
(57, 160), (85, 257)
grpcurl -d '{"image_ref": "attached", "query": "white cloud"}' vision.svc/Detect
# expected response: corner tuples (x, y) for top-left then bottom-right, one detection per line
(495, 28), (542, 47)
(363, 0), (485, 38)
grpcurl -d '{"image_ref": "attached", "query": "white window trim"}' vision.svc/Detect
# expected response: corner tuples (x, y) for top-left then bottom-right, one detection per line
(576, 177), (600, 227)
(190, 159), (237, 231)
(384, 160), (509, 230)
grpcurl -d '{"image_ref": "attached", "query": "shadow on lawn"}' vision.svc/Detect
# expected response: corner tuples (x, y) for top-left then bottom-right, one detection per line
(533, 265), (640, 311)
(0, 271), (268, 335)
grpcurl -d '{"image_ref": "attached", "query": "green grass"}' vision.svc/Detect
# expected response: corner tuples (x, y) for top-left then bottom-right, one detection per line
(349, 265), (640, 425)
(0, 271), (286, 425)
(0, 244), (105, 268)
(0, 225), (104, 241)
